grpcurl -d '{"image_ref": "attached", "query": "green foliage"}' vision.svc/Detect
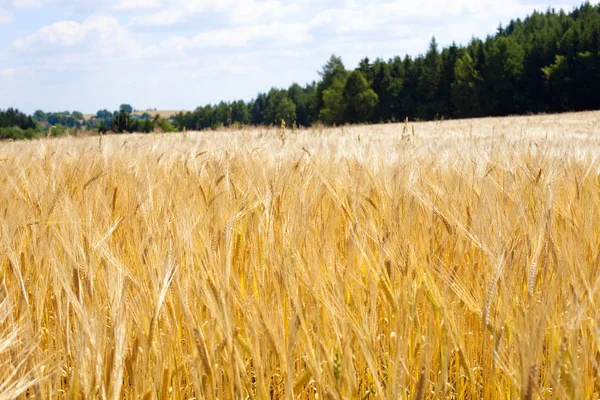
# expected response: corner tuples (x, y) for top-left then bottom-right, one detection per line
(49, 124), (69, 137)
(140, 119), (154, 133)
(112, 108), (131, 133)
(264, 89), (296, 125)
(0, 108), (37, 130)
(33, 110), (47, 121)
(250, 94), (268, 125)
(542, 54), (570, 110)
(98, 119), (108, 134)
(452, 53), (483, 118)
(314, 55), (348, 122)
(96, 110), (112, 119)
(288, 83), (315, 127)
(416, 37), (443, 119)
(169, 3), (600, 130)
(230, 100), (250, 125)
(0, 127), (40, 140)
(343, 71), (378, 123)
(156, 117), (175, 133)
(120, 104), (133, 114)
(319, 79), (346, 126)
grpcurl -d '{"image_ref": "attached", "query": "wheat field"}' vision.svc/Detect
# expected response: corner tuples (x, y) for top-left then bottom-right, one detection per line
(1, 111), (600, 399)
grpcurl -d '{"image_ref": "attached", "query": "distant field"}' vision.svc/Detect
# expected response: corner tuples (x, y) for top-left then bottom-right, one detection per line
(1, 111), (600, 398)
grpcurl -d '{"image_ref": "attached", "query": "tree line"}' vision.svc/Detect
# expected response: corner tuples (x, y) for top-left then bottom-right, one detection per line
(2, 3), (599, 139)
(0, 105), (175, 139)
(174, 3), (600, 130)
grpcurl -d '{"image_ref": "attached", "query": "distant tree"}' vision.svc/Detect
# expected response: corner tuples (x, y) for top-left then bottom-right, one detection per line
(230, 100), (249, 125)
(452, 53), (483, 118)
(214, 102), (230, 127)
(96, 109), (112, 119)
(0, 108), (37, 130)
(358, 57), (373, 82)
(33, 110), (47, 121)
(481, 36), (524, 115)
(47, 114), (61, 126)
(156, 117), (175, 133)
(65, 116), (77, 128)
(438, 43), (461, 117)
(542, 54), (570, 111)
(313, 55), (347, 120)
(343, 70), (378, 123)
(98, 119), (108, 134)
(251, 93), (268, 125)
(417, 37), (442, 119)
(112, 108), (130, 133)
(140, 119), (154, 133)
(287, 83), (315, 126)
(120, 104), (133, 114)
(318, 80), (346, 125)
(399, 56), (421, 120)
(264, 89), (296, 125)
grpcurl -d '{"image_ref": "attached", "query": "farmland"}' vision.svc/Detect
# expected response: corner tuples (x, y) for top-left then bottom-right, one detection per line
(1, 111), (600, 398)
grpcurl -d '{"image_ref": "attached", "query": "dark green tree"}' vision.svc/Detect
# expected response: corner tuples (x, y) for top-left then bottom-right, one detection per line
(343, 70), (379, 123)
(120, 104), (133, 114)
(313, 55), (347, 121)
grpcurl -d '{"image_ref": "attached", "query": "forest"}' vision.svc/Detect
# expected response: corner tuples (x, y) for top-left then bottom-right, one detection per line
(1, 2), (599, 137)
(175, 3), (600, 129)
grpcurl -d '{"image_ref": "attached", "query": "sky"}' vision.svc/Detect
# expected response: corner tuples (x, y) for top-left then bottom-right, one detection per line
(0, 0), (587, 114)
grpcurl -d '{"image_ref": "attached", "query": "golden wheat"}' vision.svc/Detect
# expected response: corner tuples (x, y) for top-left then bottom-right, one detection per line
(1, 111), (600, 399)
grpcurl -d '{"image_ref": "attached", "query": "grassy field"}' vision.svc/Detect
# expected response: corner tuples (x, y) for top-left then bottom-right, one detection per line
(1, 111), (600, 398)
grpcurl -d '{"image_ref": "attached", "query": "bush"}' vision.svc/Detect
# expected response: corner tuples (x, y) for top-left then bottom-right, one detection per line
(0, 127), (41, 140)
(157, 118), (175, 133)
(48, 124), (69, 137)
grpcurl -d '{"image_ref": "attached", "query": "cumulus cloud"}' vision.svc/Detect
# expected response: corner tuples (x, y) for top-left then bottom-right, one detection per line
(4, 0), (587, 113)
(0, 67), (19, 79)
(227, 0), (298, 24)
(131, 0), (298, 27)
(0, 8), (11, 23)
(312, 0), (511, 34)
(10, 0), (57, 7)
(130, 7), (184, 26)
(14, 16), (144, 57)
(157, 21), (310, 51)
(310, 0), (538, 35)
(113, 0), (162, 10)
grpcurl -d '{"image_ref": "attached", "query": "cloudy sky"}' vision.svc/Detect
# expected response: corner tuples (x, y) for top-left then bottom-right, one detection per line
(0, 0), (585, 114)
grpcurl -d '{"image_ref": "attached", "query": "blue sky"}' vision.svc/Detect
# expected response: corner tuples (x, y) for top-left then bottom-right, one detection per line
(0, 0), (586, 114)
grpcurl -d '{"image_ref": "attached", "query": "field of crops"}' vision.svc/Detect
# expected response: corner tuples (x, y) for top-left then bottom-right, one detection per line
(1, 111), (600, 399)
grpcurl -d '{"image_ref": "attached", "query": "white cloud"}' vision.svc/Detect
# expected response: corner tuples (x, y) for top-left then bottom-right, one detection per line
(227, 0), (298, 24)
(131, 0), (297, 27)
(130, 7), (183, 26)
(310, 0), (552, 36)
(157, 21), (310, 52)
(13, 16), (144, 57)
(3, 0), (589, 114)
(10, 0), (56, 7)
(0, 7), (11, 22)
(14, 20), (85, 48)
(0, 67), (19, 79)
(113, 0), (162, 10)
